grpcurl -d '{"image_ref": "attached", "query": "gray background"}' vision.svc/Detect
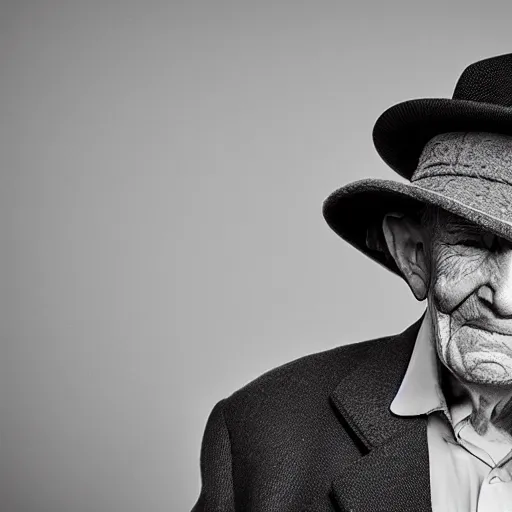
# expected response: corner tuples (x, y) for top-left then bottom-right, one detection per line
(1, 1), (509, 511)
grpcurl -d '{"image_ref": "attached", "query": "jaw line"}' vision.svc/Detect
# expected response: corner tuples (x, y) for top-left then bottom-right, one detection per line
(429, 306), (454, 366)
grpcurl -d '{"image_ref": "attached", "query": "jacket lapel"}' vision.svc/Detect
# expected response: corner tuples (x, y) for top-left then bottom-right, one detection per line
(330, 319), (432, 512)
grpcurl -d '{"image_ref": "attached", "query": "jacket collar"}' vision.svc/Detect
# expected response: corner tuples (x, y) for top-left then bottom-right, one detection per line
(329, 316), (432, 512)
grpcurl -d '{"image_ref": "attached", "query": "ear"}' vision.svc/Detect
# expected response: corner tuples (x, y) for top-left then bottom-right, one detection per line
(382, 213), (430, 301)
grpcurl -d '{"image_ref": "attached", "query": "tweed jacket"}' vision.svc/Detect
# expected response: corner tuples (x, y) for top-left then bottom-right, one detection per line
(192, 318), (432, 512)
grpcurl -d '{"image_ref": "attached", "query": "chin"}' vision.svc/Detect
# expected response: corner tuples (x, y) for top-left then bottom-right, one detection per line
(462, 362), (512, 386)
(444, 326), (512, 386)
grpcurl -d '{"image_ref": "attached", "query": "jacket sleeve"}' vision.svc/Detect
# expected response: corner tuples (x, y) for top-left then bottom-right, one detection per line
(191, 399), (235, 512)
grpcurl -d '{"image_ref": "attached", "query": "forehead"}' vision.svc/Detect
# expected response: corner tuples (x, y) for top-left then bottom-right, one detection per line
(436, 210), (483, 232)
(433, 209), (505, 240)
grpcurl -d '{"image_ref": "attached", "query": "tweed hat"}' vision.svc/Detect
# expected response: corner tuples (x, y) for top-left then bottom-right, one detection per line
(323, 53), (512, 276)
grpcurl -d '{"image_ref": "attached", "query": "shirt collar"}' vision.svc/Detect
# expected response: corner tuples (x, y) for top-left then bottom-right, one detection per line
(390, 308), (450, 419)
(391, 309), (512, 467)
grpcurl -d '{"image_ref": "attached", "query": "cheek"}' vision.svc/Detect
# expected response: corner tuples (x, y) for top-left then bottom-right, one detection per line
(430, 248), (489, 314)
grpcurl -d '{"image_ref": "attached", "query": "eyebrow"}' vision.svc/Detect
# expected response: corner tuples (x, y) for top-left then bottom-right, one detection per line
(445, 225), (482, 235)
(444, 220), (483, 234)
(439, 211), (494, 237)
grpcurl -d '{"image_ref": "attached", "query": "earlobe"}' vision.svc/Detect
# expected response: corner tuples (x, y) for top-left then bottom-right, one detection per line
(382, 213), (430, 301)
(409, 273), (428, 301)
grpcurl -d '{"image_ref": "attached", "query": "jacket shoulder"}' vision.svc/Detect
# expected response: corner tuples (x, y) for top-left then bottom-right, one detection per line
(222, 319), (420, 422)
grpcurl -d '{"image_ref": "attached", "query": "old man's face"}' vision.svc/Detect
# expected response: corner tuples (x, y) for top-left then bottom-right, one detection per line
(383, 207), (512, 389)
(427, 209), (512, 387)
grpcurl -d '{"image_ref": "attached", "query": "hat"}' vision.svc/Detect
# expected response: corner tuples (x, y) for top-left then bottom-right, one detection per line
(323, 53), (512, 276)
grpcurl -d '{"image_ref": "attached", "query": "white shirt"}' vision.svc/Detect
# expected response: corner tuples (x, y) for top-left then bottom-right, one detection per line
(390, 309), (512, 511)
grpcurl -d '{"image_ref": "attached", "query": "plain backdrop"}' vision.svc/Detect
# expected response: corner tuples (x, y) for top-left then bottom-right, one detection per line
(1, 1), (511, 511)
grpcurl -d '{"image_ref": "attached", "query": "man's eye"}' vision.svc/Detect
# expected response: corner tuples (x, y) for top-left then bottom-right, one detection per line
(458, 234), (497, 250)
(483, 233), (497, 250)
(458, 239), (483, 248)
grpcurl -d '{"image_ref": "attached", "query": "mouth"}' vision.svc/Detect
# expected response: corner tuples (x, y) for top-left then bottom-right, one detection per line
(465, 319), (512, 337)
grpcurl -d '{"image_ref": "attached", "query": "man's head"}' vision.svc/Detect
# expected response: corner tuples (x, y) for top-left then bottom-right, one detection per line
(322, 53), (512, 400)
(383, 206), (512, 387)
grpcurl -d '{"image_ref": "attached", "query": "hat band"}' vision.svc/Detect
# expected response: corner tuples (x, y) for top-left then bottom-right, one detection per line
(412, 131), (512, 187)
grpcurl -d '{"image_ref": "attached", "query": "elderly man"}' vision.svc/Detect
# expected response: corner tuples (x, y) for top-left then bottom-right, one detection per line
(192, 53), (512, 511)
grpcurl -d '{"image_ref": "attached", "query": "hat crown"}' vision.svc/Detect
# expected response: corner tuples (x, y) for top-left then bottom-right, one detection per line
(373, 52), (512, 180)
(412, 131), (512, 186)
(453, 53), (512, 107)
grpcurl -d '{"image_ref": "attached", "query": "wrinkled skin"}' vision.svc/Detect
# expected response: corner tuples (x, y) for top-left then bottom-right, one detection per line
(385, 208), (512, 436)
(429, 213), (512, 386)
(427, 211), (512, 435)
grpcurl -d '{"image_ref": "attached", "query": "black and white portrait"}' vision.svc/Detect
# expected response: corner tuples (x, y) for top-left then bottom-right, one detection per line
(3, 2), (512, 512)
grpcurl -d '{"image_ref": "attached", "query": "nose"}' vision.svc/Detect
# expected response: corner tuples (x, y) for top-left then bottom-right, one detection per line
(487, 246), (512, 318)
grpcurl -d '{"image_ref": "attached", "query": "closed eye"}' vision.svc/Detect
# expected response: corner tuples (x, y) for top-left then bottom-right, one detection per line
(457, 239), (484, 248)
(457, 234), (497, 251)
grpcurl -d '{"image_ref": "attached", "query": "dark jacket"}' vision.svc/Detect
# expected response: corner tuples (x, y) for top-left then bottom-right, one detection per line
(192, 319), (432, 512)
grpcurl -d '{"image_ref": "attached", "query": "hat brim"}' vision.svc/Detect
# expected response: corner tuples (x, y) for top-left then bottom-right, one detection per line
(323, 177), (512, 277)
(373, 98), (512, 179)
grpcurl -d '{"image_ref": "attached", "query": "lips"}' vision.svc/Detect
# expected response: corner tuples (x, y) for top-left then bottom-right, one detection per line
(465, 318), (512, 336)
